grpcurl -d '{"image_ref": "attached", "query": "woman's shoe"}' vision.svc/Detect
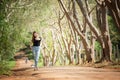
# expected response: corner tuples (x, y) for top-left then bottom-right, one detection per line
(31, 64), (35, 67)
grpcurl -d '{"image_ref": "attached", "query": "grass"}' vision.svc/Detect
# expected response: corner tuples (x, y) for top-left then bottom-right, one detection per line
(8, 60), (16, 69)
(38, 62), (44, 67)
(0, 60), (16, 75)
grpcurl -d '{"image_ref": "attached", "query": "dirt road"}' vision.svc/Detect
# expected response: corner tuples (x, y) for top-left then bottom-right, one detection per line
(0, 51), (120, 80)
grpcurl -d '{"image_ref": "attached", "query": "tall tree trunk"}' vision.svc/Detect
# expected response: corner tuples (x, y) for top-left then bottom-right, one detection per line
(101, 6), (112, 61)
(51, 30), (58, 65)
(96, 4), (112, 61)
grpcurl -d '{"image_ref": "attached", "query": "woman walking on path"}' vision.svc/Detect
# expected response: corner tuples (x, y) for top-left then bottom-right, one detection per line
(32, 31), (42, 71)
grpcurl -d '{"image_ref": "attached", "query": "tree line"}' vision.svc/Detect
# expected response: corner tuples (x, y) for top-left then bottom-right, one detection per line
(0, 0), (120, 74)
(41, 0), (120, 66)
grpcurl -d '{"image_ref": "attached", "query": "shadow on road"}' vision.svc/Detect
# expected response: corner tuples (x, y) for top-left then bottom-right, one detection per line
(12, 67), (31, 72)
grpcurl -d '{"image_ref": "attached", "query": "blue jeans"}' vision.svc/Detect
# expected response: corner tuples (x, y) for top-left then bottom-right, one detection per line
(32, 46), (40, 68)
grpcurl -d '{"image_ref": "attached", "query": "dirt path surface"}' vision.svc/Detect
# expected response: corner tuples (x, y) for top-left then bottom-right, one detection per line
(0, 51), (120, 80)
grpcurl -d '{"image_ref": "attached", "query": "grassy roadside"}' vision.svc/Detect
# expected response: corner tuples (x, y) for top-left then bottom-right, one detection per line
(0, 60), (16, 75)
(8, 60), (16, 70)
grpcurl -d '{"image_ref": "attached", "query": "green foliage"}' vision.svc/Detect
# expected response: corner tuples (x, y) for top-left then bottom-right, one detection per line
(108, 15), (120, 45)
(0, 0), (24, 75)
(95, 41), (101, 51)
(0, 60), (15, 75)
(38, 55), (44, 67)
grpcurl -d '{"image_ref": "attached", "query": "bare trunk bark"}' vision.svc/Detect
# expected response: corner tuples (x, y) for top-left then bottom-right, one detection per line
(101, 6), (112, 61)
(96, 4), (112, 62)
(51, 30), (58, 65)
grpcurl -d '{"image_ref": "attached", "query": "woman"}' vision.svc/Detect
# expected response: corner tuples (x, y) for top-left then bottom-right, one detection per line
(32, 31), (41, 70)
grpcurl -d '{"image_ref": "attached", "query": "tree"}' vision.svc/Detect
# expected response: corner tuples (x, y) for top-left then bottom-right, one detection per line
(58, 0), (92, 62)
(0, 0), (23, 74)
(76, 0), (112, 62)
(96, 1), (112, 61)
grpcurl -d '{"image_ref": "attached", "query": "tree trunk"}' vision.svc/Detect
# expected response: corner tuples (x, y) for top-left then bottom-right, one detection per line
(96, 4), (112, 61)
(51, 30), (59, 65)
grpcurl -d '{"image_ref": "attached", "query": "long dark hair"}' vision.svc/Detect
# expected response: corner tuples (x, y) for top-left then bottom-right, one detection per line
(32, 31), (36, 42)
